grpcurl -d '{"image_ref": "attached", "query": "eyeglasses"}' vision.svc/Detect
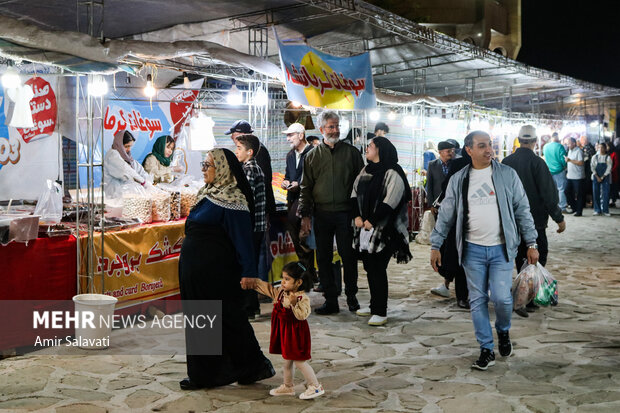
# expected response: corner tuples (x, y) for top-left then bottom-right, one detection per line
(324, 124), (340, 130)
(200, 161), (214, 170)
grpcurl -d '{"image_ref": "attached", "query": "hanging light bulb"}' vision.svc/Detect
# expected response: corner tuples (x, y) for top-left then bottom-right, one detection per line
(183, 72), (191, 89)
(291, 100), (302, 108)
(88, 75), (108, 97)
(387, 111), (396, 121)
(403, 115), (416, 127)
(144, 74), (156, 97)
(253, 87), (268, 106)
(227, 79), (242, 105)
(1, 66), (21, 89)
(369, 110), (380, 122)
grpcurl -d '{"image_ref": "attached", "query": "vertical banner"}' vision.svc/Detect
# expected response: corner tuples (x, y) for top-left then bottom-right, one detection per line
(0, 75), (60, 201)
(277, 37), (376, 110)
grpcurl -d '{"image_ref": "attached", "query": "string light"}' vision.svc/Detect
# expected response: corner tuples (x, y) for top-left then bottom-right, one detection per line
(253, 87), (268, 106)
(227, 79), (242, 105)
(369, 110), (380, 121)
(88, 75), (108, 97)
(143, 74), (156, 97)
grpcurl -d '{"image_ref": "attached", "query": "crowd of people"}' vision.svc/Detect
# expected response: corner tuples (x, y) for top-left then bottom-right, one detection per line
(175, 112), (618, 396)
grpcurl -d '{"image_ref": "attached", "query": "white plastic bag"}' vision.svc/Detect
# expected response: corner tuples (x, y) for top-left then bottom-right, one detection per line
(34, 180), (63, 223)
(415, 210), (435, 245)
(359, 228), (374, 251)
(121, 182), (152, 223)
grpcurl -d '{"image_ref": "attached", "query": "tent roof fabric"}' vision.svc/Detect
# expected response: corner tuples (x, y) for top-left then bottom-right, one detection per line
(0, 0), (617, 114)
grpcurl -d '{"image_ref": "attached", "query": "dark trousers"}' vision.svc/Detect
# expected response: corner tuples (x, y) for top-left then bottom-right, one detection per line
(287, 199), (316, 282)
(361, 246), (392, 317)
(314, 210), (358, 302)
(565, 178), (584, 214)
(515, 227), (548, 271)
(243, 231), (264, 315)
(439, 226), (469, 302)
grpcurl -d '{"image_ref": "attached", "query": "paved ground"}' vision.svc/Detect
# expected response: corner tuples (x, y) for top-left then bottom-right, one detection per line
(1, 208), (619, 413)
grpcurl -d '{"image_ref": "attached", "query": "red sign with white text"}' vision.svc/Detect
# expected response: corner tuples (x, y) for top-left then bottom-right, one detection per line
(17, 77), (57, 143)
(170, 89), (199, 137)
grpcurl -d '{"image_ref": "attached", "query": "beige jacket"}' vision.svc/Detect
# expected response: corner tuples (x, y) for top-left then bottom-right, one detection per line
(255, 280), (311, 321)
(143, 154), (174, 184)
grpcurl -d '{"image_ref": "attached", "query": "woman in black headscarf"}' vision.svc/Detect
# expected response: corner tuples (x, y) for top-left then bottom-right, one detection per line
(351, 136), (412, 326)
(178, 148), (275, 390)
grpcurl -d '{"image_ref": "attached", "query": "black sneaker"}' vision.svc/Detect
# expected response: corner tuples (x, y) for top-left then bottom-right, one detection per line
(471, 348), (495, 370)
(238, 358), (276, 385)
(347, 296), (360, 312)
(525, 302), (539, 313)
(497, 330), (513, 357)
(315, 301), (339, 315)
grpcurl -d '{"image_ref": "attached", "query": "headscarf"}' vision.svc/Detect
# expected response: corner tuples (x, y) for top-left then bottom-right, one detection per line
(196, 148), (254, 216)
(145, 135), (173, 167)
(359, 136), (411, 219)
(112, 130), (134, 165)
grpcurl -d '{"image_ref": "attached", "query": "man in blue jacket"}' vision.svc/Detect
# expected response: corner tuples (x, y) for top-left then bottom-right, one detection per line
(430, 131), (539, 371)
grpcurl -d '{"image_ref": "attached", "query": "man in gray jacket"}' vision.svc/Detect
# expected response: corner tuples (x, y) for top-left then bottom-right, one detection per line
(430, 131), (539, 371)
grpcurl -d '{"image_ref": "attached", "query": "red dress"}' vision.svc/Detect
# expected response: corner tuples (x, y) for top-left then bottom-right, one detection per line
(269, 292), (311, 360)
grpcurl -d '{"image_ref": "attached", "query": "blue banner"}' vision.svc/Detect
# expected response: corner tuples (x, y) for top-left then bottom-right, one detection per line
(277, 39), (376, 110)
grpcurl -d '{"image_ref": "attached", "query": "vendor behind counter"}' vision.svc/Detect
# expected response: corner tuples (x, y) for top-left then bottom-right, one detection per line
(143, 135), (183, 184)
(103, 130), (151, 199)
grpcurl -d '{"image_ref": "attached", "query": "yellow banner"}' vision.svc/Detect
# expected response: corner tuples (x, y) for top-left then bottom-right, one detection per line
(80, 221), (185, 308)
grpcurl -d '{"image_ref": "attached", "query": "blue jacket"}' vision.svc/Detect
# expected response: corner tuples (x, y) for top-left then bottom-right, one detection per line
(430, 160), (538, 264)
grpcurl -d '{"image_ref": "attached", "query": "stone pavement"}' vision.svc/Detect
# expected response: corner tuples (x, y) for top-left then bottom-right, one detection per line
(0, 210), (619, 412)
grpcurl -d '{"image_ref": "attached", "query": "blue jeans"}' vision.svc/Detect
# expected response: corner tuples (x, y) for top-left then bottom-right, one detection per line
(462, 242), (514, 351)
(552, 170), (567, 209)
(592, 176), (610, 214)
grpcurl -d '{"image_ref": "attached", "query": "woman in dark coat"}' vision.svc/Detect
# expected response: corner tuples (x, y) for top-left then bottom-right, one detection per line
(351, 137), (412, 326)
(179, 148), (275, 390)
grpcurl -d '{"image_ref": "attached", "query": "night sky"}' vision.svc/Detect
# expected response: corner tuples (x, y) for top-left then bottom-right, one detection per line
(518, 0), (620, 88)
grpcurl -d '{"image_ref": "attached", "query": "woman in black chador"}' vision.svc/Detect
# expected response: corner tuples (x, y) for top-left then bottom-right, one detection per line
(179, 148), (275, 390)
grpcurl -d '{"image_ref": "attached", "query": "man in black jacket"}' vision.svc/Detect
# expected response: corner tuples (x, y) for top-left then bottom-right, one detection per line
(503, 125), (566, 317)
(282, 122), (315, 279)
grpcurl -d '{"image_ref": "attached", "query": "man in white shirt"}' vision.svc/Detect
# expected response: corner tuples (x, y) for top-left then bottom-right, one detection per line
(282, 123), (315, 280)
(565, 137), (585, 216)
(430, 131), (538, 371)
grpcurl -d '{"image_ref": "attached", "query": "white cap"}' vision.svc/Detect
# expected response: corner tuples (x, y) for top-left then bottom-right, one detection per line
(518, 125), (537, 141)
(282, 123), (305, 134)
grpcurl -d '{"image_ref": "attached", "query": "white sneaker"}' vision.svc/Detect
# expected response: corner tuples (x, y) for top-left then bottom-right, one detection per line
(368, 315), (388, 326)
(593, 212), (601, 216)
(356, 307), (371, 316)
(604, 212), (611, 217)
(269, 384), (295, 396)
(299, 383), (325, 400)
(431, 284), (450, 298)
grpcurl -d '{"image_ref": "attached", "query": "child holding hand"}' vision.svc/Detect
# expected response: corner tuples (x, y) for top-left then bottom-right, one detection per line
(249, 261), (325, 400)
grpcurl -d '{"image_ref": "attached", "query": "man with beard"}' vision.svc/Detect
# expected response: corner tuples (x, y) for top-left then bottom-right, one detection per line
(282, 122), (315, 280)
(299, 111), (365, 314)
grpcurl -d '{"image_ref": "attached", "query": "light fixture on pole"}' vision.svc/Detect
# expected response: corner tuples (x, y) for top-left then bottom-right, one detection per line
(88, 75), (108, 97)
(1, 66), (21, 89)
(143, 74), (156, 97)
(183, 72), (191, 89)
(227, 79), (242, 105)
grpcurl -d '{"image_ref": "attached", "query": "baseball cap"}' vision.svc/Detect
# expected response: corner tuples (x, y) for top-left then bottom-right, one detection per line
(518, 125), (537, 141)
(282, 123), (305, 134)
(225, 120), (253, 135)
(438, 140), (456, 151)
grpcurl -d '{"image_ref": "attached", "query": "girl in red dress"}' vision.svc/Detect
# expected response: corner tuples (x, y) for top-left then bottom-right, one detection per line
(251, 261), (325, 400)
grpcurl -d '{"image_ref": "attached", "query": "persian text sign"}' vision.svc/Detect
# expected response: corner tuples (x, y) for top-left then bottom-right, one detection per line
(79, 221), (184, 307)
(278, 39), (376, 110)
(17, 77), (57, 142)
